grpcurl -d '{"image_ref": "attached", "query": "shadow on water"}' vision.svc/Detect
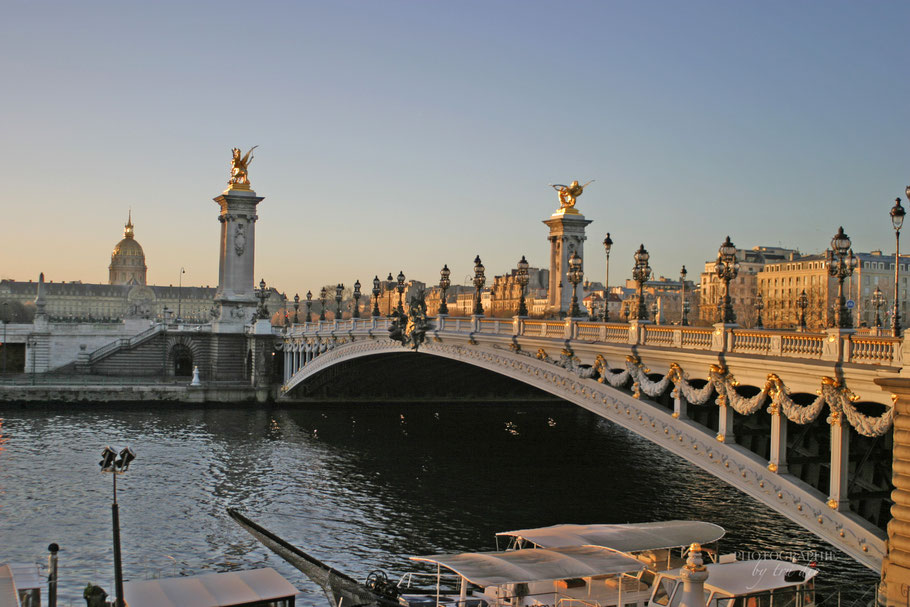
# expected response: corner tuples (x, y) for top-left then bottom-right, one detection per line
(0, 402), (877, 605)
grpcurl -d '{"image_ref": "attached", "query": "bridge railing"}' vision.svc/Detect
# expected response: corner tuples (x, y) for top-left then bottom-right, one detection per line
(287, 316), (904, 368)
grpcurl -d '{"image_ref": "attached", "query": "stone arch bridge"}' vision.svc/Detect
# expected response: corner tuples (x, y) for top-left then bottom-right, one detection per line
(281, 316), (904, 572)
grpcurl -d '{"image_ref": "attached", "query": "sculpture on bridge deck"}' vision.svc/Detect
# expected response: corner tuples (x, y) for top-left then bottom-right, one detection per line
(550, 180), (593, 210)
(229, 146), (258, 189)
(389, 288), (429, 351)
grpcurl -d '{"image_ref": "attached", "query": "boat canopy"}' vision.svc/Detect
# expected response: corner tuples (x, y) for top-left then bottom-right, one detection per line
(679, 561), (819, 595)
(410, 546), (646, 587)
(122, 568), (298, 607)
(496, 521), (725, 552)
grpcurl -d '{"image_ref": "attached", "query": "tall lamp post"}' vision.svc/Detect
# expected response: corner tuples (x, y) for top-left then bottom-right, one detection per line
(631, 244), (652, 321)
(516, 256), (530, 317)
(293, 293), (300, 324)
(396, 271), (406, 315)
(319, 287), (327, 321)
(472, 255), (486, 316)
(371, 276), (381, 317)
(873, 286), (886, 331)
(796, 290), (808, 331)
(305, 290), (312, 323)
(438, 265), (451, 315)
(352, 280), (361, 318)
(828, 226), (858, 329)
(100, 446), (136, 607)
(255, 279), (269, 321)
(603, 233), (613, 320)
(715, 236), (740, 324)
(680, 265), (688, 326)
(567, 251), (584, 318)
(755, 293), (764, 329)
(335, 284), (344, 319)
(891, 194), (906, 336)
(385, 273), (395, 316)
(177, 267), (185, 322)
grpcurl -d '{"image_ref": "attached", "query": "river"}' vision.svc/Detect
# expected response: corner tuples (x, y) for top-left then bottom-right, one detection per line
(0, 402), (877, 605)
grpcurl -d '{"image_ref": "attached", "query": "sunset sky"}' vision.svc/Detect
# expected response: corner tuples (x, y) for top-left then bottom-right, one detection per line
(3, 1), (908, 296)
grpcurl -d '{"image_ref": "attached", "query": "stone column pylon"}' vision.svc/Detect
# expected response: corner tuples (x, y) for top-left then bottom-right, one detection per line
(212, 186), (264, 333)
(543, 208), (591, 317)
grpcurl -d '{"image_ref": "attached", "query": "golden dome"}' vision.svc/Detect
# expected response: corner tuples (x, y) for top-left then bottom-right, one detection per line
(109, 211), (147, 285)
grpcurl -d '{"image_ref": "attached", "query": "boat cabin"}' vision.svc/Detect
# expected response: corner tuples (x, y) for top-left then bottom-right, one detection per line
(649, 560), (818, 607)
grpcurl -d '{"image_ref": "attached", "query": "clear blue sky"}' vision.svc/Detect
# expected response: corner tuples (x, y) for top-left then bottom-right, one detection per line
(3, 1), (908, 295)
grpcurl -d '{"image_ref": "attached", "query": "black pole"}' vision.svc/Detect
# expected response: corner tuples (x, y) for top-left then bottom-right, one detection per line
(48, 543), (59, 607)
(112, 474), (125, 607)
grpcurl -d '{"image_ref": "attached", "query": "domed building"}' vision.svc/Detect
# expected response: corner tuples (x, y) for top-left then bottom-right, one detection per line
(109, 212), (147, 285)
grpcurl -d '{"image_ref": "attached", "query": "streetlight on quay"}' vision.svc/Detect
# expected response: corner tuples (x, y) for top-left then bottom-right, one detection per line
(828, 226), (858, 329)
(680, 265), (688, 326)
(891, 193), (907, 337)
(715, 236), (740, 325)
(516, 256), (530, 317)
(177, 267), (185, 322)
(873, 286), (886, 332)
(396, 271), (406, 315)
(603, 233), (613, 321)
(438, 265), (451, 315)
(371, 276), (381, 317)
(352, 280), (362, 318)
(567, 251), (584, 318)
(99, 446), (136, 607)
(318, 287), (327, 321)
(796, 289), (809, 332)
(472, 256), (486, 316)
(631, 244), (652, 321)
(334, 284), (344, 319)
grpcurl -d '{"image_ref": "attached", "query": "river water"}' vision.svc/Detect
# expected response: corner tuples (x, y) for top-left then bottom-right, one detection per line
(0, 402), (877, 605)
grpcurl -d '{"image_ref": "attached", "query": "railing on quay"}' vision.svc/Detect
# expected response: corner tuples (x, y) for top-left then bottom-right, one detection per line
(286, 316), (904, 368)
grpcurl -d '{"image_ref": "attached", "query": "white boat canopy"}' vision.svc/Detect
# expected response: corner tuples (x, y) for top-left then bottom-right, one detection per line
(497, 521), (725, 552)
(122, 568), (298, 607)
(687, 561), (819, 595)
(410, 546), (646, 587)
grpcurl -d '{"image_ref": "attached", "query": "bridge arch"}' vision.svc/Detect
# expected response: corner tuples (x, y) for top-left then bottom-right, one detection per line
(283, 336), (888, 572)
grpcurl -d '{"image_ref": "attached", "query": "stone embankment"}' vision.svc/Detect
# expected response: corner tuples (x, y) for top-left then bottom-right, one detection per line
(0, 377), (274, 404)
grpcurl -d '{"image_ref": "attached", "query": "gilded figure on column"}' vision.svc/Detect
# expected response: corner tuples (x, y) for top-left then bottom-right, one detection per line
(229, 146), (258, 189)
(550, 180), (593, 211)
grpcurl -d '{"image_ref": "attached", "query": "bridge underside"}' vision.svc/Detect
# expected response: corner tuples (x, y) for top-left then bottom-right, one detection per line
(283, 336), (889, 572)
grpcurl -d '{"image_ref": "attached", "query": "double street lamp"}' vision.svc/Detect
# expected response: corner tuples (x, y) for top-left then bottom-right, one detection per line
(472, 256), (485, 316)
(371, 276), (381, 317)
(828, 226), (858, 329)
(891, 193), (907, 336)
(715, 236), (740, 324)
(568, 251), (584, 318)
(516, 255), (530, 317)
(438, 265), (451, 315)
(100, 446), (136, 607)
(631, 244), (652, 321)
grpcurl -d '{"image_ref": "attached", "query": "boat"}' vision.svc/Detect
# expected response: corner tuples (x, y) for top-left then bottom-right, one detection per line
(228, 510), (819, 607)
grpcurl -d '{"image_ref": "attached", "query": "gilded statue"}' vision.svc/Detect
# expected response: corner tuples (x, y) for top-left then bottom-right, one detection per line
(550, 180), (593, 210)
(229, 146), (258, 188)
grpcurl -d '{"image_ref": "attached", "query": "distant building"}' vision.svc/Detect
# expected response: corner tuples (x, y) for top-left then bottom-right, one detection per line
(109, 212), (147, 285)
(619, 277), (697, 324)
(489, 267), (549, 317)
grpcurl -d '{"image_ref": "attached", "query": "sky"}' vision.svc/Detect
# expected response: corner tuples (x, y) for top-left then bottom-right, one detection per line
(2, 1), (909, 296)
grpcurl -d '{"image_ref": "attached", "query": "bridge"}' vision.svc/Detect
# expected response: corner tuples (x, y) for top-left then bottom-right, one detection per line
(281, 316), (902, 573)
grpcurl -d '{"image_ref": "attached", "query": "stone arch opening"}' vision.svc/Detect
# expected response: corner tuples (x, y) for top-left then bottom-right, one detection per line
(171, 344), (194, 377)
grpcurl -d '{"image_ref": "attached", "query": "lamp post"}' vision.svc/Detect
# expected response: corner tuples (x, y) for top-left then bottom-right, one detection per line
(567, 251), (584, 318)
(352, 280), (361, 318)
(828, 226), (858, 329)
(1, 301), (8, 374)
(891, 194), (906, 336)
(872, 286), (885, 330)
(255, 278), (269, 321)
(796, 289), (808, 331)
(386, 273), (395, 316)
(176, 267), (185, 322)
(305, 290), (312, 323)
(516, 256), (530, 317)
(472, 256), (486, 316)
(755, 293), (764, 329)
(319, 286), (327, 321)
(371, 276), (381, 317)
(715, 236), (740, 324)
(100, 446), (136, 607)
(396, 271), (406, 315)
(603, 233), (612, 320)
(650, 299), (659, 324)
(293, 293), (300, 324)
(26, 334), (37, 385)
(631, 244), (652, 321)
(680, 265), (688, 326)
(439, 265), (451, 315)
(335, 284), (344, 319)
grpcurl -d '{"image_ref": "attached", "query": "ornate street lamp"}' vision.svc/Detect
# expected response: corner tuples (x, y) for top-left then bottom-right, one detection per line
(472, 255), (486, 316)
(305, 290), (312, 322)
(567, 251), (584, 317)
(603, 233), (613, 320)
(396, 271), (406, 315)
(650, 299), (659, 324)
(282, 293), (290, 327)
(680, 265), (688, 326)
(828, 226), (858, 329)
(385, 273), (395, 316)
(796, 289), (808, 331)
(371, 276), (381, 317)
(319, 286), (327, 321)
(714, 236), (740, 324)
(100, 446), (136, 607)
(293, 293), (300, 324)
(631, 244), (652, 321)
(352, 280), (361, 318)
(873, 286), (886, 329)
(755, 292), (764, 329)
(516, 255), (530, 317)
(256, 278), (269, 320)
(335, 283), (344, 318)
(891, 194), (906, 336)
(439, 264), (451, 315)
